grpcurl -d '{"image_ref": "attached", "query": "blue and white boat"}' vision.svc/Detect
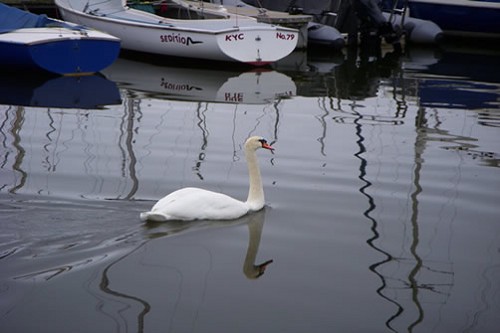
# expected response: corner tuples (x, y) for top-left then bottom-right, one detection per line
(0, 3), (120, 75)
(408, 0), (500, 38)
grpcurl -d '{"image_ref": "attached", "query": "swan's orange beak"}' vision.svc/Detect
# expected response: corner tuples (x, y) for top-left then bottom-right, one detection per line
(262, 142), (274, 151)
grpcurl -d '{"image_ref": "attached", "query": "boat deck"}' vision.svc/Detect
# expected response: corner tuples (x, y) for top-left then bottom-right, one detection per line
(60, 0), (301, 32)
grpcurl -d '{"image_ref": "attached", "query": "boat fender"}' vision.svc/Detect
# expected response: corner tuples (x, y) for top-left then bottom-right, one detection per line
(404, 18), (443, 44)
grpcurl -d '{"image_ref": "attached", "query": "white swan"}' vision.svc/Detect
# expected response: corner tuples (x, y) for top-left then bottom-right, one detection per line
(140, 136), (274, 222)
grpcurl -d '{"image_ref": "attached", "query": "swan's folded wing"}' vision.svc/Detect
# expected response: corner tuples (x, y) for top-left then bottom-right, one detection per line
(150, 187), (249, 221)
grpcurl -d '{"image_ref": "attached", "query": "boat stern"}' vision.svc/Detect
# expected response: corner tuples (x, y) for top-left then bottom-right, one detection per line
(216, 26), (298, 66)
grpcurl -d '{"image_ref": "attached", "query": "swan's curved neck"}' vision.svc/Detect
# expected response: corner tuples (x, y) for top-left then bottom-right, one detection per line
(245, 148), (264, 210)
(243, 210), (272, 279)
(243, 212), (264, 278)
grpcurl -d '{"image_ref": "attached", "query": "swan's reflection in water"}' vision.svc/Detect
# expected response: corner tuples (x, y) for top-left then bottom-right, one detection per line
(241, 210), (273, 279)
(142, 208), (272, 279)
(96, 209), (272, 332)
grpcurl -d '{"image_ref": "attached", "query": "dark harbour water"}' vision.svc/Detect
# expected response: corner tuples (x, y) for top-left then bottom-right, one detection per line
(1, 42), (499, 333)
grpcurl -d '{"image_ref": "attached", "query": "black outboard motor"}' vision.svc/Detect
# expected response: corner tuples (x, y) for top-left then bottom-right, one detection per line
(351, 0), (400, 44)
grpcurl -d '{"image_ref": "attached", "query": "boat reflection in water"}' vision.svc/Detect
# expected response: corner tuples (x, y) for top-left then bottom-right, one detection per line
(0, 73), (122, 109)
(102, 57), (296, 104)
(406, 47), (500, 111)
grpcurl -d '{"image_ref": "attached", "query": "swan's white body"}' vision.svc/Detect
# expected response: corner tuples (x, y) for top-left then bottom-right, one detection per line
(140, 136), (273, 222)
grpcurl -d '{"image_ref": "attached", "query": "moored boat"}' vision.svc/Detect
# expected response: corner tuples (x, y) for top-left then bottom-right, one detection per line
(408, 0), (500, 38)
(0, 3), (120, 75)
(55, 0), (299, 66)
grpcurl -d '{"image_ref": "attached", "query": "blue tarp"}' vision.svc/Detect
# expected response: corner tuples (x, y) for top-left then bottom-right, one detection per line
(0, 3), (68, 34)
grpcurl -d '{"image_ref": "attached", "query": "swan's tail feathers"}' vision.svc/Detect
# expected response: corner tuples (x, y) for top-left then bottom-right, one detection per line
(140, 211), (169, 222)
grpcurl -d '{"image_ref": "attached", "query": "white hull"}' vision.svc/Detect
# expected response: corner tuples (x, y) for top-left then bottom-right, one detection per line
(55, 0), (298, 65)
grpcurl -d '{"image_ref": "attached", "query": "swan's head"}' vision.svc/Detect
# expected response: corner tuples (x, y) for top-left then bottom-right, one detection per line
(244, 259), (274, 279)
(245, 136), (274, 151)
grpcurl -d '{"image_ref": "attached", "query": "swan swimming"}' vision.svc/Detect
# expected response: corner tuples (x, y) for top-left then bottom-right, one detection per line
(140, 136), (274, 222)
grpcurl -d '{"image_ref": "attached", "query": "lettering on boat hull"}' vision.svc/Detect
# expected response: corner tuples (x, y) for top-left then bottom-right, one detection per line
(160, 34), (203, 46)
(224, 33), (245, 42)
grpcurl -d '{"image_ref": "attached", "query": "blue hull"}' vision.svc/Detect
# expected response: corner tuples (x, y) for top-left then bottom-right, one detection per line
(0, 38), (120, 75)
(408, 1), (500, 37)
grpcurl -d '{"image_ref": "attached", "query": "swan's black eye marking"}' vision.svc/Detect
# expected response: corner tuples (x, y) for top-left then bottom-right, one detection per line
(258, 138), (268, 145)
